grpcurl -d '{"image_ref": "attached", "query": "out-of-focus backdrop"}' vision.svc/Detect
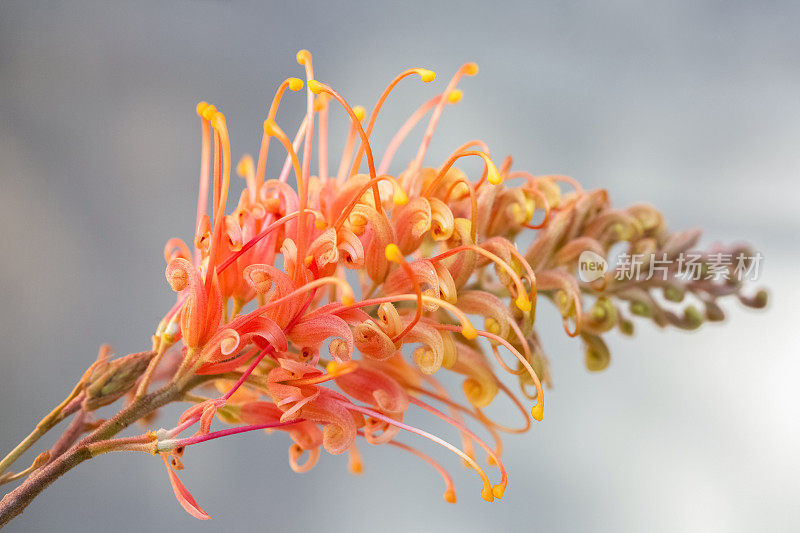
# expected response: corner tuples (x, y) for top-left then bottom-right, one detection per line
(1, 1), (798, 531)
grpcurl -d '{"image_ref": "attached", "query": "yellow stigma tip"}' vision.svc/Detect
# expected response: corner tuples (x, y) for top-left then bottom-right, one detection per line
(314, 219), (328, 230)
(531, 401), (544, 422)
(447, 89), (463, 104)
(417, 69), (436, 83)
(464, 62), (479, 76)
(461, 323), (478, 340)
(492, 484), (506, 499)
(307, 80), (323, 94)
(236, 156), (254, 177)
(342, 293), (355, 306)
(393, 189), (409, 206)
(385, 243), (403, 263)
(515, 294), (532, 313)
(211, 111), (226, 130)
(196, 101), (209, 116)
(201, 104), (217, 121)
(444, 491), (457, 504)
(287, 77), (304, 91)
(326, 361), (340, 373)
(487, 163), (503, 185)
(481, 487), (495, 502)
(296, 49), (310, 65)
(353, 105), (366, 122)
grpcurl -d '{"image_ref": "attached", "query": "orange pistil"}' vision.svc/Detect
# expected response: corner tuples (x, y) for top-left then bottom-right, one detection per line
(256, 78), (304, 185)
(384, 244), (423, 343)
(350, 68), (436, 176)
(307, 80), (383, 212)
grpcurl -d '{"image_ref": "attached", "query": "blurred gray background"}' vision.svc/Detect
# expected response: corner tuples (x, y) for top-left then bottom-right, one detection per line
(1, 1), (798, 531)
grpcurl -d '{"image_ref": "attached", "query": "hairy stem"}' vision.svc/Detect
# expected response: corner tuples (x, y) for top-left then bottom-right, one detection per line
(0, 373), (208, 528)
(46, 410), (89, 463)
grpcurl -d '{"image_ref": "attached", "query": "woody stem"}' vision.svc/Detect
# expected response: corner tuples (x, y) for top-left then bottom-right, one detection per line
(0, 372), (210, 528)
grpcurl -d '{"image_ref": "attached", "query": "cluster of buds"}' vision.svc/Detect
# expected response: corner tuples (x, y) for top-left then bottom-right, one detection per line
(127, 51), (764, 519)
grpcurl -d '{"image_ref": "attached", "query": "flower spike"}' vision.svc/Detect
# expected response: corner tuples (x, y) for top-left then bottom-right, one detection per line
(6, 51), (762, 524)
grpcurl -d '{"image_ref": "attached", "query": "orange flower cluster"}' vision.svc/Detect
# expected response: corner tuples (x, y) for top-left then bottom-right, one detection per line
(139, 51), (765, 518)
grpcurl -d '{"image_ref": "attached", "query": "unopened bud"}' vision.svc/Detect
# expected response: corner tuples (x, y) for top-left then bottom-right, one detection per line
(84, 351), (154, 410)
(663, 284), (685, 303)
(582, 333), (611, 372)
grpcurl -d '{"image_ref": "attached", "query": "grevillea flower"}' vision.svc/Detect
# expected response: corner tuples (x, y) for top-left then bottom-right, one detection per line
(2, 50), (761, 521)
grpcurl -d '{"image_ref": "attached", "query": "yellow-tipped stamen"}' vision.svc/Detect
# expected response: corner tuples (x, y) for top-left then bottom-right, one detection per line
(297, 51), (316, 229)
(502, 244), (538, 318)
(350, 68), (436, 175)
(437, 324), (544, 422)
(422, 150), (502, 201)
(410, 62), (479, 177)
(385, 244), (424, 342)
(432, 245), (531, 313)
(347, 403), (495, 502)
(202, 110), (233, 298)
(296, 49), (311, 67)
(408, 396), (507, 499)
(263, 118), (309, 280)
(209, 112), (231, 212)
(194, 102), (212, 264)
(255, 77), (304, 185)
(446, 140), (491, 185)
(307, 80), (383, 212)
(209, 111), (232, 223)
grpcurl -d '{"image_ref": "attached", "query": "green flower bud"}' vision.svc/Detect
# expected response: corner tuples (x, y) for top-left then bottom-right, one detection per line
(582, 333), (610, 372)
(663, 284), (685, 303)
(84, 351), (153, 411)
